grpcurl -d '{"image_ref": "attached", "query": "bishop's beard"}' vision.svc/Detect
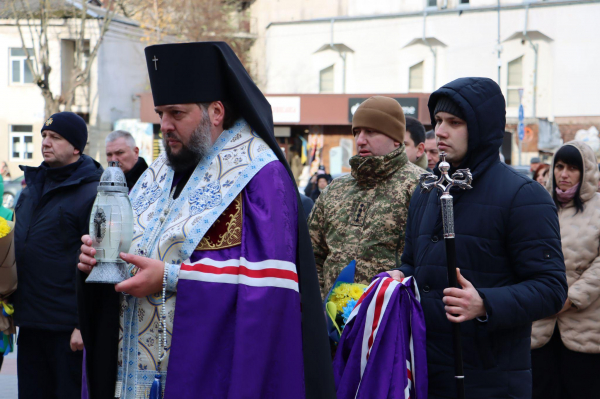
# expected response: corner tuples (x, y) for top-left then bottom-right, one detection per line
(164, 114), (212, 173)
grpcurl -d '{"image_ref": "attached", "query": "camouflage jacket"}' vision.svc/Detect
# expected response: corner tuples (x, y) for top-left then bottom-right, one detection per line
(308, 146), (422, 298)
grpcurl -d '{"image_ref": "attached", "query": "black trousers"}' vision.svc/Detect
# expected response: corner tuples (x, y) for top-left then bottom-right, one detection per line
(531, 326), (600, 399)
(17, 328), (83, 399)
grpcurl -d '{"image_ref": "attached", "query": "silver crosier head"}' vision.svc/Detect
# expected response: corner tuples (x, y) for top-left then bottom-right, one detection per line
(419, 152), (473, 195)
(419, 152), (473, 239)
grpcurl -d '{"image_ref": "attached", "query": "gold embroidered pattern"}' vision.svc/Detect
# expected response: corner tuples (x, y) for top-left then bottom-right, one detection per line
(196, 194), (243, 251)
(45, 118), (53, 126)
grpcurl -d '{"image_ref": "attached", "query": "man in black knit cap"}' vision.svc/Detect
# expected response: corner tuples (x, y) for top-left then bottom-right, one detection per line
(13, 112), (103, 399)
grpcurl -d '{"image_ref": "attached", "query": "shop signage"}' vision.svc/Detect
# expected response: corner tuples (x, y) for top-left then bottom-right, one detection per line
(266, 96), (301, 123)
(348, 97), (419, 122)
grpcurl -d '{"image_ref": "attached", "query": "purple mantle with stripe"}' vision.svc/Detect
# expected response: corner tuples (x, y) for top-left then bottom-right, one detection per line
(163, 161), (305, 398)
(333, 274), (428, 399)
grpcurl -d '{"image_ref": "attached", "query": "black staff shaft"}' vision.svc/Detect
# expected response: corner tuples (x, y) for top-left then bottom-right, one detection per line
(419, 153), (472, 399)
(445, 237), (465, 399)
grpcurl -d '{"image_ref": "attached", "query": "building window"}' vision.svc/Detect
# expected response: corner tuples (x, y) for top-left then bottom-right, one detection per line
(319, 65), (334, 93)
(10, 48), (35, 84)
(459, 0), (469, 4)
(10, 125), (34, 161)
(507, 56), (523, 107)
(409, 61), (424, 92)
(427, 0), (437, 6)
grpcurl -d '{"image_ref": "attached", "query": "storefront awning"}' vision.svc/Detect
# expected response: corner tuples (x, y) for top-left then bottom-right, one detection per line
(138, 92), (432, 126)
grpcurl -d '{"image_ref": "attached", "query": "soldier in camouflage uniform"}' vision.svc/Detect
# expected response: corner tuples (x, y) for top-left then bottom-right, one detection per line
(308, 96), (422, 297)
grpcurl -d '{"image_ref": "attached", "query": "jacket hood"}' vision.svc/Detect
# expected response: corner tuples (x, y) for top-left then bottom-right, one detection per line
(428, 77), (506, 178)
(546, 140), (599, 204)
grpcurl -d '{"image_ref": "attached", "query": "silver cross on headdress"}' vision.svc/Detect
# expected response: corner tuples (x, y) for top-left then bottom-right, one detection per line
(419, 152), (473, 238)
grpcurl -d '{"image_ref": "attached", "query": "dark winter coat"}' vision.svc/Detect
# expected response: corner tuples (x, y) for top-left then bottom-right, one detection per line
(14, 155), (103, 331)
(124, 156), (148, 191)
(399, 78), (567, 399)
(299, 193), (314, 220)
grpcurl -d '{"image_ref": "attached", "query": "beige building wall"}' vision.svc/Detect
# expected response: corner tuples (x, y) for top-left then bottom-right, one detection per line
(0, 25), (55, 178)
(247, 0), (556, 89)
(263, 2), (600, 122)
(248, 0), (349, 89)
(0, 18), (148, 181)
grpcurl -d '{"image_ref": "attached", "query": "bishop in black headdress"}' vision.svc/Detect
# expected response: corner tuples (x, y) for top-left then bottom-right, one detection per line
(78, 42), (336, 399)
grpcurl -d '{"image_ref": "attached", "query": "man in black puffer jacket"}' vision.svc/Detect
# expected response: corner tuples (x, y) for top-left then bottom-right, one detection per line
(14, 112), (103, 399)
(396, 78), (567, 399)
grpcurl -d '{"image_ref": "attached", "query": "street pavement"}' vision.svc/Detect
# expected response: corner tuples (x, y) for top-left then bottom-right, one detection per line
(0, 347), (17, 399)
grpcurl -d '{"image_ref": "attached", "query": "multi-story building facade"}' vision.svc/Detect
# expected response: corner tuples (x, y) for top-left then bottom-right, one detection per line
(0, 3), (149, 185)
(255, 0), (600, 171)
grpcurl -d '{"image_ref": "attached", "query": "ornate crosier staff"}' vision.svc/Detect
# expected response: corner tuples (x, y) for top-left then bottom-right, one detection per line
(420, 152), (473, 399)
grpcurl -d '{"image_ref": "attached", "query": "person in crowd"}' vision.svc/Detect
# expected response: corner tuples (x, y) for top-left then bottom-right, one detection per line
(404, 116), (428, 170)
(531, 141), (600, 399)
(424, 130), (439, 170)
(0, 175), (15, 372)
(289, 146), (303, 185)
(13, 112), (103, 399)
(0, 177), (12, 221)
(304, 173), (317, 197)
(308, 96), (422, 297)
(105, 130), (148, 191)
(77, 42), (334, 399)
(304, 166), (326, 198)
(310, 174), (330, 202)
(530, 156), (541, 176)
(394, 77), (567, 399)
(0, 162), (10, 180)
(533, 163), (550, 187)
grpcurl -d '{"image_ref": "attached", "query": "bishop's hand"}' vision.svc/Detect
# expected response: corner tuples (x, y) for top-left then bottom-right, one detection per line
(115, 253), (165, 298)
(78, 235), (96, 274)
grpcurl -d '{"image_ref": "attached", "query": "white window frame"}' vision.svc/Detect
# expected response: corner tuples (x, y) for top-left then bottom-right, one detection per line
(457, 0), (470, 8)
(9, 47), (35, 85)
(9, 125), (34, 161)
(425, 0), (437, 9)
(409, 61), (425, 93)
(507, 56), (523, 107)
(319, 65), (335, 94)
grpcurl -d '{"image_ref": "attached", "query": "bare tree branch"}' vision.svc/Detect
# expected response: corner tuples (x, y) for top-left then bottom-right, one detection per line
(6, 0), (126, 118)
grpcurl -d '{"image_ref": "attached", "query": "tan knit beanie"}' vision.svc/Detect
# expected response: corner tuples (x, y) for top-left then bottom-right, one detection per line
(351, 96), (406, 143)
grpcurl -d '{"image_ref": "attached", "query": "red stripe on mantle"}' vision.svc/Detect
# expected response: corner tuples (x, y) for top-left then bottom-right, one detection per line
(366, 278), (392, 360)
(181, 263), (298, 283)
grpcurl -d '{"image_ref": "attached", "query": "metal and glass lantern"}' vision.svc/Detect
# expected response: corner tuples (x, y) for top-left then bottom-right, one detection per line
(86, 161), (134, 284)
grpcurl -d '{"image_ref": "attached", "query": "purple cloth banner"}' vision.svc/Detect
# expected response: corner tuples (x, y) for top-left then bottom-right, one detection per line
(164, 162), (306, 399)
(333, 274), (428, 399)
